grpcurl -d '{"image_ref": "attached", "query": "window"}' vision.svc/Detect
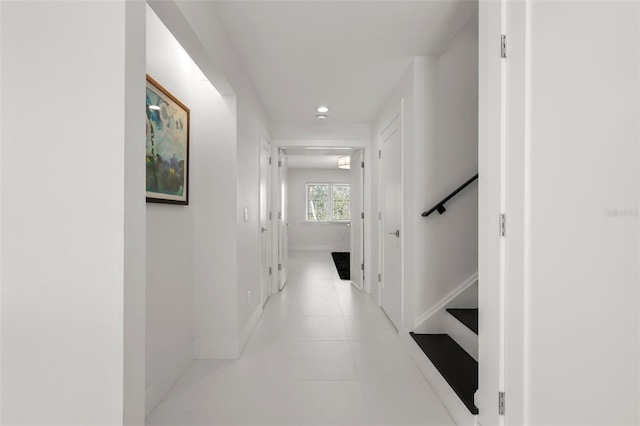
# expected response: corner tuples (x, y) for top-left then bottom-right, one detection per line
(306, 183), (350, 221)
(332, 184), (350, 220)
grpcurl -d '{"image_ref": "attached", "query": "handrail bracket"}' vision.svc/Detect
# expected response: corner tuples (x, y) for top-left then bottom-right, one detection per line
(422, 173), (478, 218)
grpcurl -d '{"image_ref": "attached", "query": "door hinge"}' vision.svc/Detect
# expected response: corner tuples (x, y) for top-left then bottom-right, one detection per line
(268, 267), (272, 276)
(378, 273), (381, 282)
(499, 214), (506, 236)
(361, 212), (364, 219)
(498, 392), (505, 415)
(361, 161), (365, 168)
(269, 212), (272, 220)
(278, 212), (282, 219)
(361, 263), (364, 271)
(278, 263), (282, 271)
(378, 150), (382, 159)
(501, 34), (507, 58)
(269, 157), (272, 165)
(378, 211), (382, 220)
(278, 160), (282, 167)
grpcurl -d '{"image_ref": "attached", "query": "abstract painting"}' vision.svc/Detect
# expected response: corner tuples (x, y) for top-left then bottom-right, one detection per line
(146, 75), (190, 205)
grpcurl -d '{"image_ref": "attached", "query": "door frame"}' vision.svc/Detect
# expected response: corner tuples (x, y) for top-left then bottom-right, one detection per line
(270, 139), (372, 293)
(350, 149), (365, 290)
(477, 0), (510, 424)
(377, 100), (404, 331)
(259, 133), (273, 305)
(276, 148), (288, 292)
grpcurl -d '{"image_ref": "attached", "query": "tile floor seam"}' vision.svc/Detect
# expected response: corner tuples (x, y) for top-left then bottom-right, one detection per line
(265, 337), (283, 383)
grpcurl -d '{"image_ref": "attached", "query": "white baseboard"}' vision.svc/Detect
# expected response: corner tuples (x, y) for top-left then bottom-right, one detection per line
(413, 272), (478, 330)
(401, 332), (477, 426)
(193, 304), (264, 360)
(145, 344), (193, 418)
(238, 303), (263, 355)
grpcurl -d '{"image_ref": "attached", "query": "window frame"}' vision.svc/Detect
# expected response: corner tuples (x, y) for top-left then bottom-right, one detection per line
(305, 182), (351, 223)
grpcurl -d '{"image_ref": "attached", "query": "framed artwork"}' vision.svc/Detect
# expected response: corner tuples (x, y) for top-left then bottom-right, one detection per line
(145, 75), (190, 205)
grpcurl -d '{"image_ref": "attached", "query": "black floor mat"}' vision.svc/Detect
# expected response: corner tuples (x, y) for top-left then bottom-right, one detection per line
(331, 252), (350, 280)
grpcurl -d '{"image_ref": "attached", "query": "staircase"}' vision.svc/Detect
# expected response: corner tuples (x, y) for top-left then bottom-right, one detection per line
(416, 176), (480, 424)
(407, 307), (478, 425)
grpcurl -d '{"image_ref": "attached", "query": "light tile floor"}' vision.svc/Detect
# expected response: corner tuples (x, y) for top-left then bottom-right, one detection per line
(147, 251), (454, 426)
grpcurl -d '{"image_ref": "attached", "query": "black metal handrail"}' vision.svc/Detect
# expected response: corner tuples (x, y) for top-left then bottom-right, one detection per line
(422, 174), (478, 217)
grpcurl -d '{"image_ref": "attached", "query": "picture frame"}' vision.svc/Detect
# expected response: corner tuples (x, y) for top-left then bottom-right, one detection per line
(145, 75), (190, 205)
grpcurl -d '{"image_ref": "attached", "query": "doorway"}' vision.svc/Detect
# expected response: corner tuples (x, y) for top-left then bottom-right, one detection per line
(273, 146), (367, 292)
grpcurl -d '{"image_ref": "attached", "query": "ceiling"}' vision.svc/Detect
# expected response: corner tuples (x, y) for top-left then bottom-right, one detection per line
(212, 1), (477, 125)
(285, 147), (361, 169)
(287, 155), (345, 169)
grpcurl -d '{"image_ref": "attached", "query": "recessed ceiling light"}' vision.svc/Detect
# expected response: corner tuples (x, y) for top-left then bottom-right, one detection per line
(149, 105), (160, 111)
(316, 114), (327, 120)
(317, 106), (330, 113)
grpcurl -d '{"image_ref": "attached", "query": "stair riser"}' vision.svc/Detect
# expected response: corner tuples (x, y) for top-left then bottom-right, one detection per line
(446, 314), (478, 361)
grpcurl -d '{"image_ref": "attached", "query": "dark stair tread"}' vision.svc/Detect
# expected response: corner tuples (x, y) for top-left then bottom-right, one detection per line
(446, 308), (478, 334)
(410, 333), (478, 415)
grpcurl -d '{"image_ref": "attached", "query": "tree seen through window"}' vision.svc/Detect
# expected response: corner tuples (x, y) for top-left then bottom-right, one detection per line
(306, 183), (350, 221)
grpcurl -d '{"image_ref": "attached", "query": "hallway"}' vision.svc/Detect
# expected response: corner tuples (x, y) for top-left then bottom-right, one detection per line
(147, 251), (454, 425)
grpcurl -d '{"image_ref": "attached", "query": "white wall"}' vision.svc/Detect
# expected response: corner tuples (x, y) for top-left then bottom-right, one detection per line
(145, 8), (193, 414)
(148, 1), (271, 362)
(145, 6), (238, 415)
(288, 168), (351, 252)
(0, 2), (145, 424)
(372, 13), (478, 330)
(124, 2), (148, 423)
(414, 15), (478, 326)
(178, 3), (271, 353)
(234, 92), (270, 349)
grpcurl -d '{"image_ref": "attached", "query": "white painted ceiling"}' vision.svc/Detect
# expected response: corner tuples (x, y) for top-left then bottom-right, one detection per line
(285, 147), (361, 169)
(212, 1), (477, 125)
(287, 155), (345, 169)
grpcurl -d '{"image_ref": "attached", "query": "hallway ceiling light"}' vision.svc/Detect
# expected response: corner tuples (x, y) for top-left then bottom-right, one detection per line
(338, 156), (351, 169)
(317, 106), (330, 113)
(316, 114), (327, 120)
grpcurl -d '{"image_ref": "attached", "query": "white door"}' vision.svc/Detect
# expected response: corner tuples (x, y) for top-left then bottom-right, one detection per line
(277, 149), (288, 291)
(486, 2), (639, 425)
(350, 150), (364, 290)
(259, 139), (272, 305)
(380, 106), (403, 331)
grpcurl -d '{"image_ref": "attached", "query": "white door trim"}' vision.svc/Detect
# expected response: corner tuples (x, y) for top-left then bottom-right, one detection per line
(378, 100), (404, 331)
(477, 1), (508, 424)
(259, 133), (273, 304)
(350, 149), (365, 290)
(271, 139), (371, 294)
(503, 2), (528, 424)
